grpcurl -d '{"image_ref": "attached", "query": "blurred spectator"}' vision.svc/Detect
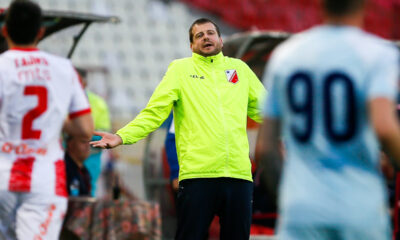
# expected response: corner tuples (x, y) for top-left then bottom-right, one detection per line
(76, 68), (112, 197)
(164, 114), (179, 193)
(65, 136), (92, 197)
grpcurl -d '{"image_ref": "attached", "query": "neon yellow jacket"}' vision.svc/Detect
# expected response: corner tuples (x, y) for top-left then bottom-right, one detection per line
(117, 52), (266, 181)
(87, 90), (111, 131)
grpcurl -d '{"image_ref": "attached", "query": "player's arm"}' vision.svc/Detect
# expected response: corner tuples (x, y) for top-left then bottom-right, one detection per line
(255, 51), (283, 200)
(367, 44), (400, 167)
(255, 117), (282, 201)
(63, 113), (94, 141)
(65, 64), (94, 141)
(370, 97), (400, 168)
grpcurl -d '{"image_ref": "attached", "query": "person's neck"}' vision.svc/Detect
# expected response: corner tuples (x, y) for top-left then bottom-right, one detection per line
(7, 41), (37, 50)
(324, 12), (364, 28)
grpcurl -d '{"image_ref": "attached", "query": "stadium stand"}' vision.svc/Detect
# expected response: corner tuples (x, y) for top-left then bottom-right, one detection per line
(0, 0), (392, 125)
(0, 0), (199, 123)
(0, 0), (387, 122)
(0, 1), (397, 239)
(181, 0), (400, 39)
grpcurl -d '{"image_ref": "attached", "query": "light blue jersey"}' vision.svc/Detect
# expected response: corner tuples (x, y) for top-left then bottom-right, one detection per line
(263, 25), (399, 236)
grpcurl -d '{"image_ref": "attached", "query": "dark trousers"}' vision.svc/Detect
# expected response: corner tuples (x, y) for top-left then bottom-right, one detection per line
(175, 178), (253, 240)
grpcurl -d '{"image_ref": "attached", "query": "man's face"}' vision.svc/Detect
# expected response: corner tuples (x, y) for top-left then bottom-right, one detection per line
(190, 22), (223, 57)
(67, 138), (90, 164)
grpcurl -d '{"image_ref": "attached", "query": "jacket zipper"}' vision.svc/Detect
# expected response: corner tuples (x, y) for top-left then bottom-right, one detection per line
(211, 62), (229, 173)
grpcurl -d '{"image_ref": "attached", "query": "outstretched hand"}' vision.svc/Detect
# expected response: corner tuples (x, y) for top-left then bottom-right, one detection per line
(90, 131), (123, 149)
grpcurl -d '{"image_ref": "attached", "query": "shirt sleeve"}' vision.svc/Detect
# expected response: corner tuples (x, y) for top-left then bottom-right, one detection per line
(367, 46), (399, 101)
(261, 55), (281, 119)
(116, 61), (180, 144)
(69, 68), (91, 119)
(246, 62), (267, 123)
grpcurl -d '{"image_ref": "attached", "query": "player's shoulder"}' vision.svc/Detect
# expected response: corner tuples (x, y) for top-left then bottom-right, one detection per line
(41, 51), (78, 75)
(0, 50), (21, 65)
(272, 27), (319, 58)
(0, 51), (11, 66)
(267, 29), (312, 67)
(359, 31), (398, 57)
(40, 51), (74, 66)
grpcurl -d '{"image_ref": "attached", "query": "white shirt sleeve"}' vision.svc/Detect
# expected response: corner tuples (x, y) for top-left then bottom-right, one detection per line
(367, 45), (399, 101)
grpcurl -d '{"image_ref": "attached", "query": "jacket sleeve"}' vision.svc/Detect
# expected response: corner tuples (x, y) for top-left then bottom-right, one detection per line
(245, 63), (267, 123)
(116, 62), (180, 144)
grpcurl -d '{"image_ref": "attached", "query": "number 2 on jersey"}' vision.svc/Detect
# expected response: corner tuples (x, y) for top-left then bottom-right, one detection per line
(22, 86), (47, 140)
(287, 71), (356, 143)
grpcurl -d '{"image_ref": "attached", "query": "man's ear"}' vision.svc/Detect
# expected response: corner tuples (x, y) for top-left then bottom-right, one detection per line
(190, 42), (193, 51)
(2, 26), (8, 38)
(37, 27), (45, 40)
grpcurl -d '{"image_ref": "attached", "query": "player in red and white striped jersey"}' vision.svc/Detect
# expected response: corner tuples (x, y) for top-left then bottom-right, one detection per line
(0, 1), (93, 239)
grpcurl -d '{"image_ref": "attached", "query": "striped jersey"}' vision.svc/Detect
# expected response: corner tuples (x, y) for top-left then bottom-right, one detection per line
(0, 48), (91, 197)
(263, 25), (399, 228)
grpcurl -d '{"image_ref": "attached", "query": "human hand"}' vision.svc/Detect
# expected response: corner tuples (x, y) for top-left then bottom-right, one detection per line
(89, 131), (123, 149)
(172, 178), (179, 192)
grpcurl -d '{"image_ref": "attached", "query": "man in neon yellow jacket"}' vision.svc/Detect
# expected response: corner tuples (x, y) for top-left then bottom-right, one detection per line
(92, 18), (266, 240)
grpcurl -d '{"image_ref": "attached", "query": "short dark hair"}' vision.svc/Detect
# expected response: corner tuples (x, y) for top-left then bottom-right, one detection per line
(189, 18), (221, 43)
(322, 0), (365, 17)
(5, 0), (42, 45)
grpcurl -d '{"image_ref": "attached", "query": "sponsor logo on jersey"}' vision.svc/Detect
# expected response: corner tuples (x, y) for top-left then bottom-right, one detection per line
(34, 204), (56, 240)
(1, 142), (47, 155)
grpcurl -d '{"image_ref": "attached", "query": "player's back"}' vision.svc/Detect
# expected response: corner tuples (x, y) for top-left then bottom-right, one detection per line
(266, 25), (398, 228)
(0, 48), (90, 196)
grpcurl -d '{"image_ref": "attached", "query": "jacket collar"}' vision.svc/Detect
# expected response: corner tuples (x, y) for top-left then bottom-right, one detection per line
(192, 51), (224, 65)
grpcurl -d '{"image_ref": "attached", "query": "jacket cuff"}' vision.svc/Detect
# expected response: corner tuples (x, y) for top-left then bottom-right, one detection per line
(170, 168), (179, 180)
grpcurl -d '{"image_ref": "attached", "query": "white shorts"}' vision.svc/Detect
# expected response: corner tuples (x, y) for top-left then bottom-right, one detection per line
(0, 191), (67, 240)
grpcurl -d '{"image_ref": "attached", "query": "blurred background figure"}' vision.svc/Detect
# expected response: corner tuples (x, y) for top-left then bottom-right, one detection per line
(76, 67), (112, 197)
(0, 1), (93, 239)
(257, 0), (400, 239)
(164, 114), (179, 194)
(65, 135), (92, 197)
